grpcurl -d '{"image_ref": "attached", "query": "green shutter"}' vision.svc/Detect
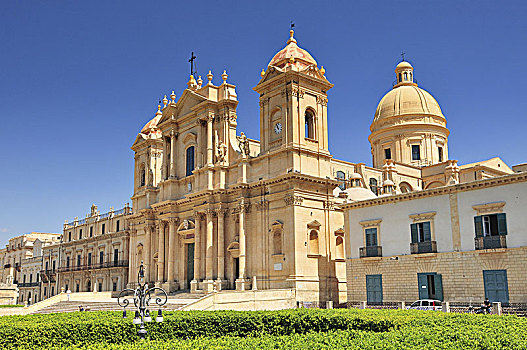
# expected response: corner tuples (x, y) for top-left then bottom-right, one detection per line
(474, 216), (483, 237)
(497, 213), (507, 235)
(434, 274), (443, 301)
(417, 273), (428, 299)
(423, 222), (431, 242)
(410, 224), (418, 243)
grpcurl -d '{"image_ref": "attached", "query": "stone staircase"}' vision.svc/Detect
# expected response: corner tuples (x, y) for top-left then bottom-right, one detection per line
(32, 291), (204, 315)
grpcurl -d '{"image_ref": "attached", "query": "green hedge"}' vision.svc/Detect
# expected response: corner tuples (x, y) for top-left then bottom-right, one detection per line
(1, 309), (527, 349)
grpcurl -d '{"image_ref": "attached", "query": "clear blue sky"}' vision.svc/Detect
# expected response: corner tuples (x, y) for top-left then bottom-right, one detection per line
(1, 1), (526, 245)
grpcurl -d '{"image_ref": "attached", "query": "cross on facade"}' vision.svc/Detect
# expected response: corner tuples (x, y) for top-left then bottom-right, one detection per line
(401, 51), (406, 61)
(290, 21), (295, 30)
(189, 52), (196, 77)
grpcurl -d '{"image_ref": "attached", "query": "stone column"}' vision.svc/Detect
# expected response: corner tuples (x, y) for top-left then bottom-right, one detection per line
(157, 221), (165, 284)
(166, 218), (178, 291)
(205, 209), (215, 292)
(144, 225), (152, 283)
(236, 200), (249, 291)
(162, 137), (167, 180)
(191, 212), (202, 293)
(169, 130), (176, 178)
(206, 115), (214, 190)
(216, 208), (226, 288)
(127, 229), (136, 288)
(206, 115), (214, 165)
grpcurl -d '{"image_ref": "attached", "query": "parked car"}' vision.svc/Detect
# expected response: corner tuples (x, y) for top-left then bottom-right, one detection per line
(406, 299), (442, 311)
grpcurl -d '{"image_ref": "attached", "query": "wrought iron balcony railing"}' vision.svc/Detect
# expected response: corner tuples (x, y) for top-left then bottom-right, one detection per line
(359, 246), (382, 258)
(475, 235), (507, 250)
(410, 241), (437, 254)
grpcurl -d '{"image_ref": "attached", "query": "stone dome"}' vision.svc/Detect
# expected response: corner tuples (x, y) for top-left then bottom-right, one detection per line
(268, 30), (317, 70)
(371, 61), (445, 131)
(344, 187), (377, 202)
(372, 85), (444, 126)
(140, 106), (162, 136)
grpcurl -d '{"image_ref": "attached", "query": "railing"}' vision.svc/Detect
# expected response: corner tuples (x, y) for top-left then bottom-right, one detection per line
(359, 246), (382, 258)
(17, 282), (39, 288)
(475, 236), (507, 250)
(410, 241), (437, 254)
(65, 206), (131, 227)
(58, 260), (129, 272)
(392, 78), (418, 86)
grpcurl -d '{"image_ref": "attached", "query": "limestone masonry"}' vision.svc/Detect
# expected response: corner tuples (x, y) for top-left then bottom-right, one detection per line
(1, 30), (524, 306)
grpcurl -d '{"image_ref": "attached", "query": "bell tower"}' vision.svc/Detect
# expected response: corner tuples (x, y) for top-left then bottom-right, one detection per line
(254, 30), (333, 176)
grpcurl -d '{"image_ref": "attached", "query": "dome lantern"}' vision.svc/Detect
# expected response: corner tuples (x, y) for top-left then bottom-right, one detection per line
(394, 60), (416, 87)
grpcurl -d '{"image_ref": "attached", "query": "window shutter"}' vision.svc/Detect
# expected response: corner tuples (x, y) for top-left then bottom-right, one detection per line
(434, 274), (443, 301)
(497, 213), (507, 235)
(418, 273), (428, 299)
(410, 224), (418, 243)
(474, 216), (483, 237)
(423, 222), (431, 242)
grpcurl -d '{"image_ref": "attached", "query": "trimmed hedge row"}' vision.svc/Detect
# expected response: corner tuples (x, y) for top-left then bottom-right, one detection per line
(0, 309), (408, 348)
(2, 309), (527, 349)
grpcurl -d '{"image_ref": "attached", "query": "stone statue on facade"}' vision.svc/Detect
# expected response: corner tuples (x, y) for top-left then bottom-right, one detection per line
(237, 132), (250, 158)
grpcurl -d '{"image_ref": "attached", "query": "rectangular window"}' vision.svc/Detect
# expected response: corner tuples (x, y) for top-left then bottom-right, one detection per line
(438, 147), (443, 162)
(44, 287), (47, 297)
(52, 260), (55, 271)
(116, 220), (120, 232)
(411, 222), (431, 243)
(366, 274), (383, 304)
(412, 145), (421, 161)
(336, 171), (346, 190)
(99, 251), (104, 265)
(29, 274), (32, 283)
(76, 284), (80, 293)
(66, 256), (70, 268)
(88, 253), (92, 266)
(384, 148), (391, 160)
(69, 232), (72, 242)
(90, 227), (93, 237)
(483, 270), (509, 303)
(114, 249), (119, 264)
(79, 229), (82, 239)
(102, 223), (105, 235)
(365, 228), (378, 247)
(369, 178), (378, 196)
(113, 282), (117, 292)
(98, 283), (102, 292)
(186, 146), (195, 177)
(474, 214), (507, 237)
(77, 255), (81, 267)
(418, 272), (443, 301)
(51, 286), (54, 296)
(45, 261), (49, 271)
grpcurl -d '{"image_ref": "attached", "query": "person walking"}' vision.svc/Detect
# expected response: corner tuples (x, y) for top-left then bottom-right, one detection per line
(66, 288), (71, 301)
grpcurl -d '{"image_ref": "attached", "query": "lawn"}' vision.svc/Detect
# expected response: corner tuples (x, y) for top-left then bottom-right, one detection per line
(1, 308), (525, 349)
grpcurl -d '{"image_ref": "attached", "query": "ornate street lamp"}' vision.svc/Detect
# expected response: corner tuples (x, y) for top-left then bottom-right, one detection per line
(118, 261), (167, 339)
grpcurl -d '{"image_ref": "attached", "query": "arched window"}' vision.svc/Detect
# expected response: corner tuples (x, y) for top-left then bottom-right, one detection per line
(398, 73), (402, 82)
(336, 236), (344, 260)
(186, 146), (195, 177)
(336, 171), (346, 190)
(309, 230), (319, 255)
(404, 72), (408, 81)
(410, 72), (413, 81)
(369, 178), (378, 195)
(273, 231), (282, 255)
(305, 110), (315, 139)
(140, 164), (146, 187)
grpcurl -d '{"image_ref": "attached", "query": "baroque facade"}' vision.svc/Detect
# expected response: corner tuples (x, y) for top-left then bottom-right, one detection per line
(2, 30), (523, 305)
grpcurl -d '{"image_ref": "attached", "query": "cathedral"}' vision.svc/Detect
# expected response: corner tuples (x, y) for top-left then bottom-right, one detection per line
(7, 29), (520, 307)
(126, 29), (513, 303)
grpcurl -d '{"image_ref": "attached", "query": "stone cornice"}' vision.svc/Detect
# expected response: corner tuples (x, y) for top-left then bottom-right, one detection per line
(339, 172), (527, 210)
(409, 211), (437, 222)
(472, 201), (506, 215)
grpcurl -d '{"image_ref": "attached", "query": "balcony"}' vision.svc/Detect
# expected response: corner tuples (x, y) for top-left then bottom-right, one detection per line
(39, 269), (56, 283)
(58, 260), (129, 273)
(359, 246), (382, 258)
(475, 235), (507, 250)
(17, 282), (39, 288)
(3, 264), (10, 269)
(410, 241), (437, 254)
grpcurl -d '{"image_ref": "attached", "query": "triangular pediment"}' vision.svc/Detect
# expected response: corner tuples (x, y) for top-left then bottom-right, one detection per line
(307, 220), (321, 229)
(158, 89), (206, 124)
(257, 66), (285, 85)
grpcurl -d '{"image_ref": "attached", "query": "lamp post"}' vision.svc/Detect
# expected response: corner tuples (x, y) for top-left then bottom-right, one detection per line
(117, 261), (167, 339)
